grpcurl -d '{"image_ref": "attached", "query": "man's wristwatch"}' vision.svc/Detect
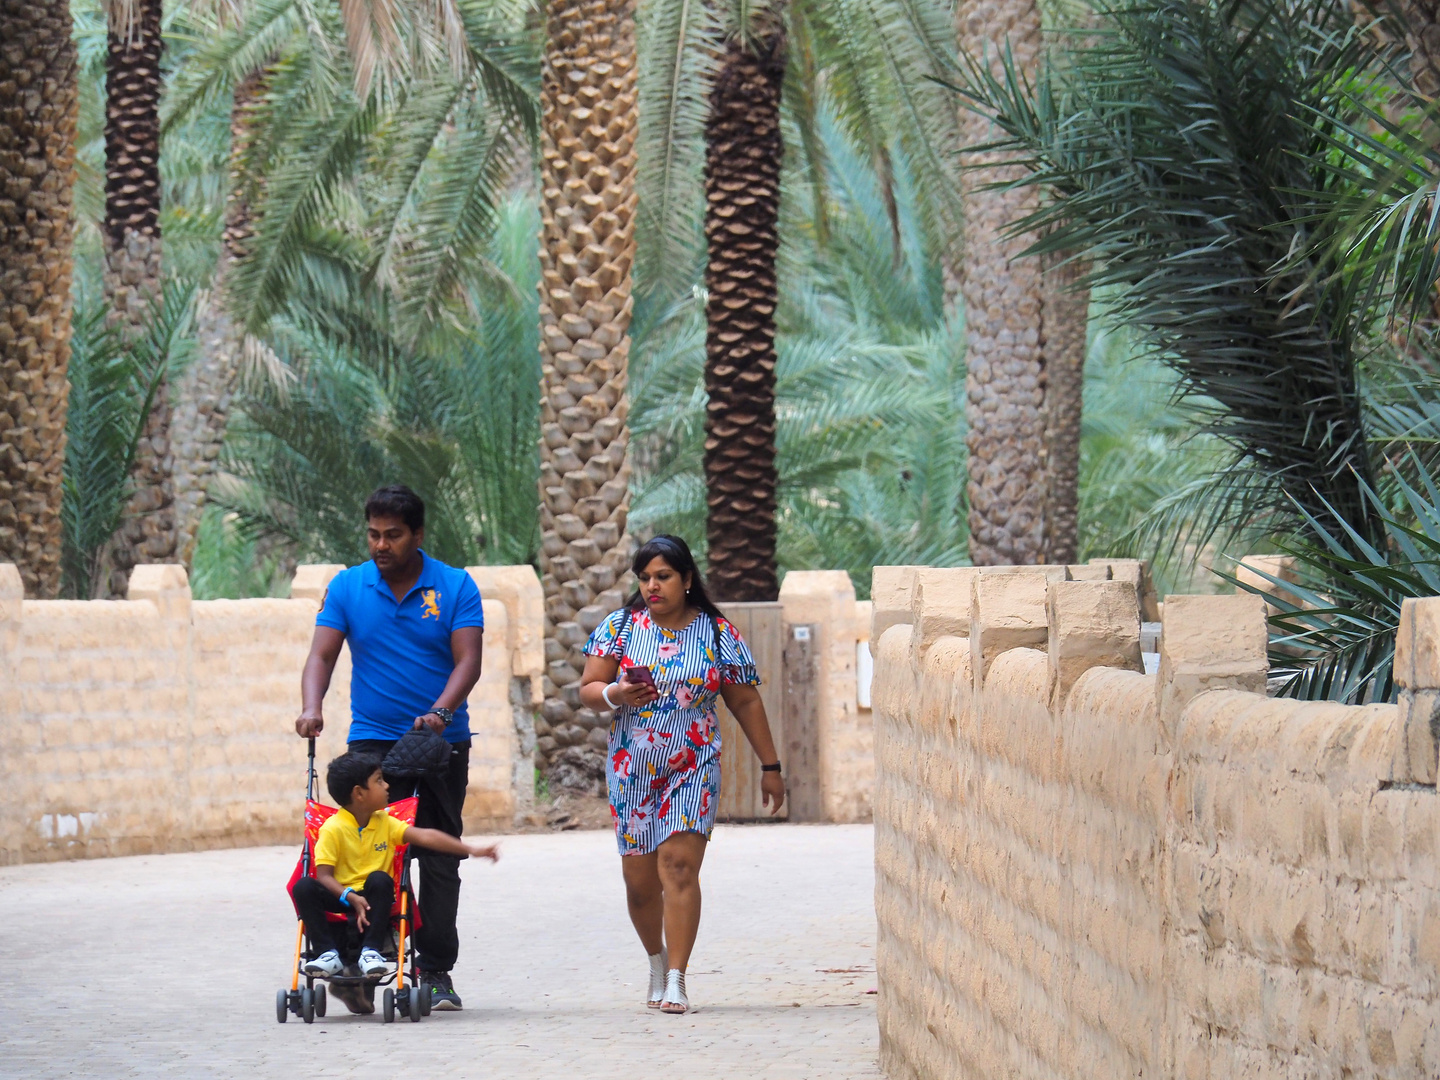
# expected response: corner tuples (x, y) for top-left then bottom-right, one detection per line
(430, 707), (455, 727)
(761, 761), (782, 773)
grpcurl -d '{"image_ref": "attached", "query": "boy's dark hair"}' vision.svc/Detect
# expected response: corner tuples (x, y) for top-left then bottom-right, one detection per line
(364, 484), (425, 533)
(326, 751), (383, 806)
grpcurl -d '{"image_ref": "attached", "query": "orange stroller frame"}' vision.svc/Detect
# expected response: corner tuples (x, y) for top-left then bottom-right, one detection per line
(276, 737), (430, 1024)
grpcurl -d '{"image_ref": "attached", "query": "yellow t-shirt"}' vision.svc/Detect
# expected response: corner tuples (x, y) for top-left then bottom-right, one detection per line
(314, 807), (409, 891)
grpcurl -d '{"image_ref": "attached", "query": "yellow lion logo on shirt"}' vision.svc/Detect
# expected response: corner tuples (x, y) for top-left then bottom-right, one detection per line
(420, 589), (441, 620)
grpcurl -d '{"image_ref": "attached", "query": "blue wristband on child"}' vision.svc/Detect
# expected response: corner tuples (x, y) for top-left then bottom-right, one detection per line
(338, 887), (353, 907)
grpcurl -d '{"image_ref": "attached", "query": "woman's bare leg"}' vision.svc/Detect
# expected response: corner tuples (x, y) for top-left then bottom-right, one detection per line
(656, 832), (708, 971)
(620, 852), (664, 955)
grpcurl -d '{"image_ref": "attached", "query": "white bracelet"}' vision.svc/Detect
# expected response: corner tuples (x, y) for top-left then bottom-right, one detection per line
(601, 682), (619, 709)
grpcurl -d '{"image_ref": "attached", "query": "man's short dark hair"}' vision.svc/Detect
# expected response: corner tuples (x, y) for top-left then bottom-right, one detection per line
(365, 484), (425, 532)
(326, 751), (383, 806)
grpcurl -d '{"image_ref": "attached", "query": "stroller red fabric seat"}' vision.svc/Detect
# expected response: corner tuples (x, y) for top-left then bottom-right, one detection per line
(286, 797), (420, 928)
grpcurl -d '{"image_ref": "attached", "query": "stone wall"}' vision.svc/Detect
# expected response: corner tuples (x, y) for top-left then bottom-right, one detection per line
(779, 570), (874, 822)
(873, 564), (1440, 1079)
(0, 562), (544, 865)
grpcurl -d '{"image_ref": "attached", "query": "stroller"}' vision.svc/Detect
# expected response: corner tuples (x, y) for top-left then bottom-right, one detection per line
(276, 738), (430, 1024)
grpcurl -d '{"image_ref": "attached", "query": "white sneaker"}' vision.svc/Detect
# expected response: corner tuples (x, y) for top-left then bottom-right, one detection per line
(303, 949), (343, 977)
(359, 948), (389, 976)
(660, 969), (689, 1014)
(646, 949), (668, 1008)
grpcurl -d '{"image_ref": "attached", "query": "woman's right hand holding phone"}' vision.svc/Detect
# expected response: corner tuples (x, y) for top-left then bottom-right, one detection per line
(613, 667), (659, 708)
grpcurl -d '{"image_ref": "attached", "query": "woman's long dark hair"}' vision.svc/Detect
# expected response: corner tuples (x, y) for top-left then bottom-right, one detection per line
(625, 534), (725, 625)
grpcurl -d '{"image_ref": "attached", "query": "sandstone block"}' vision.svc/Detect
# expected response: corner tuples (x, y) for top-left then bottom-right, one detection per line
(290, 563), (345, 605)
(907, 568), (980, 659)
(1396, 596), (1440, 692)
(977, 563), (1069, 581)
(870, 566), (921, 651)
(126, 564), (191, 622)
(779, 570), (856, 622)
(466, 565), (545, 680)
(1047, 580), (1143, 708)
(1157, 593), (1267, 735)
(0, 562), (21, 623)
(970, 572), (1047, 686)
(1089, 558), (1159, 620)
(1235, 554), (1302, 615)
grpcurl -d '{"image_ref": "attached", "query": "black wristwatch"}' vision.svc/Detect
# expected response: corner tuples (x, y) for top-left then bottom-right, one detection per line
(761, 761), (782, 773)
(430, 707), (454, 727)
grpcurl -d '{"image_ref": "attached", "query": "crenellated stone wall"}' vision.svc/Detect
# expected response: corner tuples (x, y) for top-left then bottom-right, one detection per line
(0, 562), (544, 865)
(873, 564), (1440, 1079)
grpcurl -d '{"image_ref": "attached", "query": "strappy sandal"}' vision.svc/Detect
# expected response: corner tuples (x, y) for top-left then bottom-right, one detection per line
(647, 950), (668, 1009)
(660, 969), (689, 1014)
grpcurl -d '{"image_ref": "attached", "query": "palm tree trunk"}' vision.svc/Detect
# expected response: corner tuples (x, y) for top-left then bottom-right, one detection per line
(958, 0), (1046, 566)
(0, 0), (79, 597)
(536, 0), (639, 785)
(102, 0), (175, 597)
(1402, 1), (1440, 99)
(702, 25), (785, 602)
(171, 69), (264, 567)
(1042, 254), (1086, 564)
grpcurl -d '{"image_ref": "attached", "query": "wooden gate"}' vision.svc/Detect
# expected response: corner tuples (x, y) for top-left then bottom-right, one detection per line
(714, 601), (787, 821)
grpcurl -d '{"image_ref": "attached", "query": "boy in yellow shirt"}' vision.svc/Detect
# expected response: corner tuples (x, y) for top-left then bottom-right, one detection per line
(295, 751), (498, 980)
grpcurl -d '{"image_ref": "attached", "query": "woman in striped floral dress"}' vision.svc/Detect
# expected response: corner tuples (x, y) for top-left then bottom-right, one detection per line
(579, 535), (785, 1014)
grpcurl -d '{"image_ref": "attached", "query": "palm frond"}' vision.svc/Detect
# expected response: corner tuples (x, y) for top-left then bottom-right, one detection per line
(950, 0), (1386, 551)
(634, 0), (723, 309)
(220, 193), (540, 567)
(1228, 459), (1440, 703)
(62, 282), (199, 598)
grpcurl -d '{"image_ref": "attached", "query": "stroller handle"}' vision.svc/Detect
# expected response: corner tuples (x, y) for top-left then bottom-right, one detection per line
(305, 736), (317, 803)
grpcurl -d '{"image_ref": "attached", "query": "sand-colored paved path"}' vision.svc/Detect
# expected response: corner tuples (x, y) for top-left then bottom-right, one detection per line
(2, 823), (878, 1080)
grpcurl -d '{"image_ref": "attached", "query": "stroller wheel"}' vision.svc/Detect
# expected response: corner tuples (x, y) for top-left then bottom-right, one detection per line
(314, 984), (327, 1018)
(419, 980), (432, 1017)
(382, 988), (395, 1023)
(408, 985), (422, 1023)
(275, 988), (289, 1024)
(300, 987), (315, 1024)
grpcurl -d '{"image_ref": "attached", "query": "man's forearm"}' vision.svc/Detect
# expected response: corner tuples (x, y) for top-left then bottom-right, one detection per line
(429, 654), (482, 712)
(301, 652), (337, 714)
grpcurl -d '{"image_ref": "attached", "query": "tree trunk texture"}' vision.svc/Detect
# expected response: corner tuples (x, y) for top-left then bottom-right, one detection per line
(102, 0), (175, 597)
(1402, 0), (1440, 100)
(702, 29), (785, 602)
(0, 0), (79, 597)
(536, 0), (639, 789)
(957, 0), (1054, 566)
(1041, 254), (1086, 565)
(171, 69), (263, 567)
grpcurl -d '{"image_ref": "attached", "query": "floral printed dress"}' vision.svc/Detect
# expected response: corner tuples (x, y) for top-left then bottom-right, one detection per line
(584, 607), (761, 855)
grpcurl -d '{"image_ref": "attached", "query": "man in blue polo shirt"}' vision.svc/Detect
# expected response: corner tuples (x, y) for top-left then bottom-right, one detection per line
(295, 484), (484, 1013)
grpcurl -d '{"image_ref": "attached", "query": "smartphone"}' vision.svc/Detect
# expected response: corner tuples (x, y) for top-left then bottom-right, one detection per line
(622, 662), (656, 688)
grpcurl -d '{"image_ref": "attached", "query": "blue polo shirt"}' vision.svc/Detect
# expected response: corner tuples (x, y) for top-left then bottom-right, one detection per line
(315, 551), (485, 744)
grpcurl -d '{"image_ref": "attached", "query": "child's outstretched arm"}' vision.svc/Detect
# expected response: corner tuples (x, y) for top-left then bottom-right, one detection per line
(403, 826), (499, 862)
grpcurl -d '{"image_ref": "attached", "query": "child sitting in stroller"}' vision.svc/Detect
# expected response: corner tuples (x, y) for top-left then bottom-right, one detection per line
(294, 751), (498, 979)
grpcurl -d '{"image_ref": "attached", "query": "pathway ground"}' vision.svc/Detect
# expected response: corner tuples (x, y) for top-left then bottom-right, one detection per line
(2, 823), (878, 1080)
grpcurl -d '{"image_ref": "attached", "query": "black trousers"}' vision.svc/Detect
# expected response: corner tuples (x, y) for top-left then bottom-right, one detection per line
(294, 871), (394, 954)
(349, 737), (470, 974)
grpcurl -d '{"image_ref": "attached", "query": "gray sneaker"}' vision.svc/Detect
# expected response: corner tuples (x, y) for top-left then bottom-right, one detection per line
(425, 971), (462, 1011)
